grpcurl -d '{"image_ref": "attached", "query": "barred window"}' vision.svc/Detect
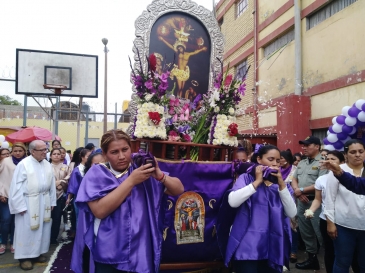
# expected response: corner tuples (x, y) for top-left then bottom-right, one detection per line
(263, 29), (295, 58)
(236, 60), (247, 80)
(307, 0), (357, 30)
(236, 0), (248, 18)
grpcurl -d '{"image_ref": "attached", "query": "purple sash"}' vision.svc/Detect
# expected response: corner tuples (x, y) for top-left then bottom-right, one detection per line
(67, 167), (83, 195)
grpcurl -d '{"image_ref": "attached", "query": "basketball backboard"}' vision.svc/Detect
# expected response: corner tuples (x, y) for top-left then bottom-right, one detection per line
(16, 49), (98, 97)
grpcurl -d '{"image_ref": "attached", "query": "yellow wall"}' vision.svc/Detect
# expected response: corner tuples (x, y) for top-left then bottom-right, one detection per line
(311, 81), (365, 120)
(258, 106), (277, 127)
(302, 0), (365, 90)
(0, 118), (129, 152)
(258, 0), (288, 25)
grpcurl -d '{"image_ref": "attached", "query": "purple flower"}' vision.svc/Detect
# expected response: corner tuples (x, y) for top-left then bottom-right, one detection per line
(178, 125), (190, 133)
(158, 81), (169, 91)
(145, 79), (153, 90)
(133, 75), (144, 88)
(214, 73), (222, 88)
(159, 72), (170, 83)
(237, 83), (246, 95)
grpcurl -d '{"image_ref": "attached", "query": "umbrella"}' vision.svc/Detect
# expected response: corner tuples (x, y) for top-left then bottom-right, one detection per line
(5, 126), (61, 143)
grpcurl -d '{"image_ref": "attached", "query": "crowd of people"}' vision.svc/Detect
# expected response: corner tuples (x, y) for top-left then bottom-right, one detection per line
(0, 131), (364, 273)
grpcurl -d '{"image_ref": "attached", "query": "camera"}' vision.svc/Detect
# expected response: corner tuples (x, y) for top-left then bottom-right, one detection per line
(131, 150), (156, 169)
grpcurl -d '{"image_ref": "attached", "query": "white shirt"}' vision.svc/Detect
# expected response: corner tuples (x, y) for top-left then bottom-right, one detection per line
(325, 164), (365, 230)
(314, 174), (329, 220)
(228, 183), (297, 218)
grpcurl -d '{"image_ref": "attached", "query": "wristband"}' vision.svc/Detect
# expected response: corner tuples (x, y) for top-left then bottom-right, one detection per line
(157, 172), (164, 181)
(161, 174), (167, 184)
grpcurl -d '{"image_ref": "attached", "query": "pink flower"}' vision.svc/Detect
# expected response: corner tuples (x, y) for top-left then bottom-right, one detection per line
(224, 74), (233, 86)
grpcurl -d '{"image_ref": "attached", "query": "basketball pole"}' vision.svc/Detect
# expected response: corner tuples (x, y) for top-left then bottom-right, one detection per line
(102, 38), (108, 133)
(76, 97), (83, 148)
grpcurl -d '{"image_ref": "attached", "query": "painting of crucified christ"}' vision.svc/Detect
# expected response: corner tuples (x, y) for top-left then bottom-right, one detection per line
(149, 12), (211, 101)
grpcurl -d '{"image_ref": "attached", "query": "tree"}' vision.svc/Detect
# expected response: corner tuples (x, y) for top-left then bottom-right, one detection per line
(0, 95), (22, 106)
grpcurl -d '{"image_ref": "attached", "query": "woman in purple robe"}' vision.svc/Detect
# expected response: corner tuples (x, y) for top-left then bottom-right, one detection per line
(222, 145), (297, 273)
(71, 129), (184, 273)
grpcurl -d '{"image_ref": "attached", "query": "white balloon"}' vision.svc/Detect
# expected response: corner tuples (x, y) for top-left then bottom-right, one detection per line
(327, 133), (338, 143)
(324, 144), (335, 151)
(355, 99), (365, 110)
(332, 123), (343, 133)
(1, 141), (9, 149)
(332, 117), (337, 125)
(350, 127), (357, 135)
(342, 106), (351, 116)
(327, 130), (331, 136)
(345, 116), (357, 126)
(358, 111), (365, 122)
(0, 135), (5, 142)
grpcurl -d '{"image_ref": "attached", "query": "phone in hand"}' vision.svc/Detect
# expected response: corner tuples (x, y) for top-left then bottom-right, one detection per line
(144, 159), (155, 168)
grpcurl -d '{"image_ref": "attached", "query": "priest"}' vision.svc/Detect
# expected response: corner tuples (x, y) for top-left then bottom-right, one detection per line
(9, 140), (57, 271)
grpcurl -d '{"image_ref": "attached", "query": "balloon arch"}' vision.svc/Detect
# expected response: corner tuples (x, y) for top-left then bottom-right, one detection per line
(323, 99), (365, 151)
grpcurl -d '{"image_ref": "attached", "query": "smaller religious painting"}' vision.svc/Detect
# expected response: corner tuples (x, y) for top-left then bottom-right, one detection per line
(174, 191), (205, 245)
(149, 12), (211, 102)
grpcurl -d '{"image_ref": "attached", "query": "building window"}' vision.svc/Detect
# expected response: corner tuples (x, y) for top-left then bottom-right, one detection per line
(236, 0), (248, 18)
(263, 29), (295, 58)
(307, 0), (357, 30)
(236, 60), (247, 80)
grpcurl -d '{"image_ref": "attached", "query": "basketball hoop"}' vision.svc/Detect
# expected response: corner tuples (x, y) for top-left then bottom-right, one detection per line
(43, 84), (67, 95)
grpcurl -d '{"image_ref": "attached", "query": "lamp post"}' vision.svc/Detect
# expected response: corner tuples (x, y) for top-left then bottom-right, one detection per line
(102, 38), (108, 133)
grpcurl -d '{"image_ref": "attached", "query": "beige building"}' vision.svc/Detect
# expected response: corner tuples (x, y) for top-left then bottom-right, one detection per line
(216, 0), (365, 151)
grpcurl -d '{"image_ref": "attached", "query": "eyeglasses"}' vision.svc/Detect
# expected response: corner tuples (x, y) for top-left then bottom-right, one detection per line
(34, 148), (48, 152)
(1, 153), (10, 156)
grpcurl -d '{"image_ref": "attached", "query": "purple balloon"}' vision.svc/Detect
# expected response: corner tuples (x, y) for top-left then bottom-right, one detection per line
(336, 115), (346, 125)
(328, 126), (335, 134)
(362, 103), (365, 112)
(348, 106), (361, 118)
(337, 132), (348, 140)
(333, 141), (344, 150)
(342, 124), (353, 134)
(323, 138), (330, 145)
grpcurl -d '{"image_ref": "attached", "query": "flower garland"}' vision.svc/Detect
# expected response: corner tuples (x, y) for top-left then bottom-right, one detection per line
(208, 114), (239, 146)
(134, 103), (166, 139)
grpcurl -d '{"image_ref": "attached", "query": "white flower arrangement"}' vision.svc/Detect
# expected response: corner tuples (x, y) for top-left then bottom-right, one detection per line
(134, 102), (167, 139)
(208, 114), (238, 147)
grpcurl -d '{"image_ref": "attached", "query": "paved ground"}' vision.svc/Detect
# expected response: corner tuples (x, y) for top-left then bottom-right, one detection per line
(0, 245), (353, 273)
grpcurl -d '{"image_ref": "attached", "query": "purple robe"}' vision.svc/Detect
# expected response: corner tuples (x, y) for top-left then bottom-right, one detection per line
(217, 173), (292, 272)
(71, 164), (165, 273)
(67, 167), (83, 196)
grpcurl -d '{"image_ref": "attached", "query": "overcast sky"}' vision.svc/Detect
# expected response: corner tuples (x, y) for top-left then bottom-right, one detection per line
(0, 0), (215, 116)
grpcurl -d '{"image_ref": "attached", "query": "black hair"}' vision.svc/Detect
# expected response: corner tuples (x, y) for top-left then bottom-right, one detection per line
(236, 147), (247, 154)
(66, 150), (71, 154)
(293, 153), (302, 160)
(59, 147), (66, 152)
(320, 149), (329, 154)
(251, 144), (280, 163)
(327, 150), (345, 163)
(52, 140), (61, 147)
(79, 149), (91, 163)
(280, 149), (294, 165)
(71, 147), (85, 167)
(344, 139), (365, 154)
(49, 148), (62, 163)
(84, 152), (103, 175)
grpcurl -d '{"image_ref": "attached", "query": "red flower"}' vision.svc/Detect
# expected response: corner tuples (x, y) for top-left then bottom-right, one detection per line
(227, 123), (238, 136)
(224, 74), (233, 87)
(149, 54), (157, 72)
(148, 111), (161, 125)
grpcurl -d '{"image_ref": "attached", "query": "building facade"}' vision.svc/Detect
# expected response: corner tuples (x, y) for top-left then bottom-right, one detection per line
(216, 0), (365, 152)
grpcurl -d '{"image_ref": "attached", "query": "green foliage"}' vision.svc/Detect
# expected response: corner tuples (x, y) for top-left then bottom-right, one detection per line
(0, 95), (22, 106)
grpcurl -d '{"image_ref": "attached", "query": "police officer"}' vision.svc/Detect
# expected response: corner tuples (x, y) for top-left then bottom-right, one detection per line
(291, 136), (327, 270)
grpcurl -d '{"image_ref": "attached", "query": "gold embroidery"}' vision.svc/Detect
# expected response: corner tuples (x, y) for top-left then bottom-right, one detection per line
(167, 200), (173, 210)
(32, 214), (39, 221)
(163, 227), (169, 241)
(208, 199), (216, 209)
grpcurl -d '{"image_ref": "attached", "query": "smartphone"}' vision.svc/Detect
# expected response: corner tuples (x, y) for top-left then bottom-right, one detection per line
(145, 159), (155, 168)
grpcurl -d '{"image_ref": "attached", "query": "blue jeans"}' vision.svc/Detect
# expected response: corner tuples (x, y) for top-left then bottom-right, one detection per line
(233, 260), (281, 273)
(333, 224), (365, 273)
(0, 201), (14, 245)
(51, 197), (66, 243)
